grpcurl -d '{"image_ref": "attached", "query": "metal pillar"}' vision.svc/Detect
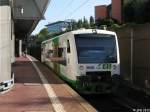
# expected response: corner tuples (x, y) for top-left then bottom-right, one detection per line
(0, 1), (14, 91)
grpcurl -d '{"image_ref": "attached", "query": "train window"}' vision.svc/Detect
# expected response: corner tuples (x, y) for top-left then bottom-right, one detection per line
(48, 49), (53, 54)
(46, 49), (53, 58)
(58, 48), (63, 57)
(67, 40), (71, 53)
(75, 34), (117, 63)
(57, 47), (66, 66)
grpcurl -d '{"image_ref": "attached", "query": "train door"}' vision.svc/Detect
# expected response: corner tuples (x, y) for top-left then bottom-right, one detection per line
(64, 39), (72, 79)
(52, 39), (67, 76)
(65, 38), (77, 80)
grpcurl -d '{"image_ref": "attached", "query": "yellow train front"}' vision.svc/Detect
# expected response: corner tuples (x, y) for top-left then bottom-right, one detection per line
(41, 29), (120, 94)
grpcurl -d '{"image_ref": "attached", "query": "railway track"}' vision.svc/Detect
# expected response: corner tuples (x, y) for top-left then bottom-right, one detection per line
(65, 80), (148, 111)
(81, 83), (150, 112)
(82, 94), (133, 112)
(115, 83), (150, 108)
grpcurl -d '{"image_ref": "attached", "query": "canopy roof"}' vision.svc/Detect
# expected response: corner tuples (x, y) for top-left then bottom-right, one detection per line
(12, 0), (50, 38)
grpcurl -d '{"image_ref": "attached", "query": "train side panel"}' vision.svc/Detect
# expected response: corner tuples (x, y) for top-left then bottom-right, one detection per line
(41, 32), (79, 83)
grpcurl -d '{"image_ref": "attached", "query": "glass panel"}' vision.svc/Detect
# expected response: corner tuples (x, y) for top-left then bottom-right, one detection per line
(67, 40), (71, 53)
(75, 34), (117, 63)
(42, 42), (67, 66)
(0, 0), (9, 6)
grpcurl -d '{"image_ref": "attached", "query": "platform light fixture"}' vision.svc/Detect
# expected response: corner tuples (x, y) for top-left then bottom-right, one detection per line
(20, 7), (24, 14)
(15, 5), (24, 15)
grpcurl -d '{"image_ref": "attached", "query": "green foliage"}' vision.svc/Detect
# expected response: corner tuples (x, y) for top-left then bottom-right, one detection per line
(77, 19), (83, 28)
(28, 45), (41, 60)
(134, 0), (145, 23)
(37, 28), (49, 42)
(67, 18), (91, 30)
(95, 18), (120, 28)
(66, 20), (78, 31)
(143, 0), (150, 22)
(123, 0), (135, 22)
(71, 20), (78, 30)
(90, 16), (95, 28)
(39, 27), (49, 35)
(111, 24), (121, 30)
(101, 19), (115, 27)
(123, 0), (150, 23)
(95, 18), (101, 27)
(83, 17), (90, 28)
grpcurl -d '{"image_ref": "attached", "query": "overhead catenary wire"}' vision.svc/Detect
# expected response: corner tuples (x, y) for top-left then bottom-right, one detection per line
(56, 0), (75, 19)
(65, 0), (90, 19)
(65, 0), (75, 8)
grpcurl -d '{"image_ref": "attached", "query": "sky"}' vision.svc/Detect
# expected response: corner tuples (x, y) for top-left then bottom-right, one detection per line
(32, 0), (111, 35)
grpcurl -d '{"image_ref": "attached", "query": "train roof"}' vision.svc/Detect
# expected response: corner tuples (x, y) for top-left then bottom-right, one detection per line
(42, 29), (116, 44)
(71, 29), (116, 35)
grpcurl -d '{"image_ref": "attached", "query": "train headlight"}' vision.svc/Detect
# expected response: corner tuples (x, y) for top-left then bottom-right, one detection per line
(113, 65), (117, 70)
(79, 65), (84, 70)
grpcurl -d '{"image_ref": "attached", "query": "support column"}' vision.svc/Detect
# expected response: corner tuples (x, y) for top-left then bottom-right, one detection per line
(19, 39), (22, 57)
(11, 20), (15, 63)
(0, 0), (14, 91)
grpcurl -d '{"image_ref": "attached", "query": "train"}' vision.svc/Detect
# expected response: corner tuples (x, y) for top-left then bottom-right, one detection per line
(41, 29), (120, 94)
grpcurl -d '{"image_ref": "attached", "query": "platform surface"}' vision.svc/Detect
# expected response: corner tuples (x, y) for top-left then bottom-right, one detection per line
(0, 56), (96, 112)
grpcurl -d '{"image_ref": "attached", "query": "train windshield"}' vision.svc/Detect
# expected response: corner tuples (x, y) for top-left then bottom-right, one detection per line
(75, 34), (117, 63)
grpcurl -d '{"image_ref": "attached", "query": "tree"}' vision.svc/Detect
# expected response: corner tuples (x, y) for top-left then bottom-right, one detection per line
(37, 28), (49, 42)
(95, 18), (101, 27)
(89, 16), (95, 28)
(71, 20), (78, 30)
(142, 0), (150, 22)
(133, 0), (146, 23)
(77, 19), (83, 28)
(83, 17), (90, 28)
(123, 0), (149, 23)
(123, 0), (135, 22)
(66, 20), (78, 31)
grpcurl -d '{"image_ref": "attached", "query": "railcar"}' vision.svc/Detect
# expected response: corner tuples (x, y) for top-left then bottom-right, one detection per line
(41, 29), (120, 94)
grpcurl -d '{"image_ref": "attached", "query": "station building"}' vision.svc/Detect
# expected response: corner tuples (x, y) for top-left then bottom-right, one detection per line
(95, 5), (108, 20)
(94, 0), (129, 23)
(46, 20), (72, 34)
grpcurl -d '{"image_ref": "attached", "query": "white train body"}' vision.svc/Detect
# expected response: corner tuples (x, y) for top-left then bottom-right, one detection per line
(41, 29), (120, 93)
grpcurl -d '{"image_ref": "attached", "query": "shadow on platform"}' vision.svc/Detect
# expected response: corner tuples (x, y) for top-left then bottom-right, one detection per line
(12, 57), (64, 85)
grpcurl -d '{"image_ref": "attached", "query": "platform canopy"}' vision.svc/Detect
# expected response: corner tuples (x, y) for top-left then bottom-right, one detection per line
(12, 0), (50, 38)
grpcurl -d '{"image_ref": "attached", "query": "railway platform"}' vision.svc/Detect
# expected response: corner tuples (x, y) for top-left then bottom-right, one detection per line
(0, 56), (96, 112)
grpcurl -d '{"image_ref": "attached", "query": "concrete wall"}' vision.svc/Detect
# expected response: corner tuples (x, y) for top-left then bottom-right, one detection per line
(0, 5), (12, 83)
(114, 23), (150, 90)
(115, 27), (131, 80)
(133, 24), (150, 89)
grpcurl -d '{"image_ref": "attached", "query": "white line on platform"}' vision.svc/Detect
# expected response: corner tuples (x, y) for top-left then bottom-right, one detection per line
(27, 56), (66, 112)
